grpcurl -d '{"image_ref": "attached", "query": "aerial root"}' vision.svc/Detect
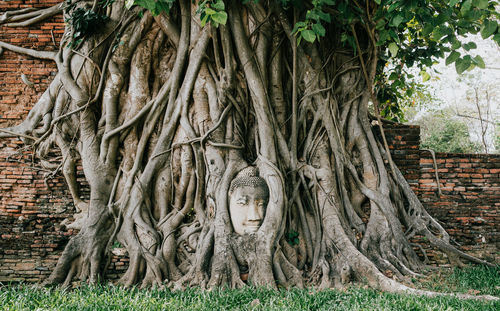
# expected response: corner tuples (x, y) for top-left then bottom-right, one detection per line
(0, 0), (497, 297)
(0, 4), (63, 27)
(276, 250), (303, 287)
(0, 41), (56, 60)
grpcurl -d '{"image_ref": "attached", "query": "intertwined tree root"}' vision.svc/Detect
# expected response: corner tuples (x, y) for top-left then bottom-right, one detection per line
(0, 0), (496, 300)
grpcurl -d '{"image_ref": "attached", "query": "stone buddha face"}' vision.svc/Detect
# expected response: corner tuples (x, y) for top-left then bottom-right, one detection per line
(228, 167), (269, 235)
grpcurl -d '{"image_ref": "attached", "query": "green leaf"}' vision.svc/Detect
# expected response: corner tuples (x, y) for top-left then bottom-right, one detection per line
(134, 0), (156, 12)
(432, 28), (444, 41)
(317, 11), (331, 23)
(212, 0), (225, 11)
(154, 0), (173, 16)
(463, 42), (477, 51)
(473, 0), (488, 9)
(445, 51), (460, 65)
(460, 0), (472, 15)
(374, 0), (381, 4)
(388, 42), (399, 57)
(388, 3), (398, 12)
(388, 72), (398, 80)
(211, 11), (227, 25)
(391, 14), (404, 27)
(467, 8), (482, 21)
(295, 21), (307, 28)
(481, 20), (498, 39)
(376, 18), (386, 30)
(449, 0), (459, 6)
(205, 8), (216, 15)
(493, 33), (500, 45)
(377, 30), (389, 45)
(455, 58), (472, 74)
(312, 23), (326, 37)
(301, 30), (316, 43)
(422, 23), (433, 36)
(292, 21), (307, 34)
(420, 70), (431, 82)
(306, 10), (320, 21)
(388, 29), (400, 43)
(474, 55), (485, 68)
(451, 38), (461, 49)
(200, 13), (209, 27)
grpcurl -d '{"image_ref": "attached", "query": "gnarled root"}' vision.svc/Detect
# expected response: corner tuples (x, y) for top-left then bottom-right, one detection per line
(1, 0), (496, 299)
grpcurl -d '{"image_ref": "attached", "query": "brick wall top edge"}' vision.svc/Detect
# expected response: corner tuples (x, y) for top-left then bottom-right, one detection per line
(431, 152), (500, 159)
(382, 123), (421, 129)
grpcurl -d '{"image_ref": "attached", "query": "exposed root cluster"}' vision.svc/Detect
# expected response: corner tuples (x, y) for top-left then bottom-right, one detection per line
(0, 0), (495, 300)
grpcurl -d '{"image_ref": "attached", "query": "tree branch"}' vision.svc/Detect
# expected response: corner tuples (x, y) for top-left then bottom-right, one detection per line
(0, 41), (56, 60)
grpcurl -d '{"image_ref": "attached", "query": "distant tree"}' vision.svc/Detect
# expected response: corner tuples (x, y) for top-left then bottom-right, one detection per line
(495, 122), (500, 153)
(455, 72), (498, 154)
(420, 111), (482, 153)
(409, 69), (499, 155)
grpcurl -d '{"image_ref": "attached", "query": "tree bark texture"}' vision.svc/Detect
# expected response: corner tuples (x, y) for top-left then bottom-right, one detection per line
(0, 0), (495, 297)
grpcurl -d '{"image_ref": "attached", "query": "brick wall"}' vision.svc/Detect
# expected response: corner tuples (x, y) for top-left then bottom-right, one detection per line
(0, 0), (63, 125)
(415, 153), (499, 263)
(0, 0), (69, 283)
(0, 2), (498, 283)
(381, 123), (499, 264)
(377, 123), (421, 188)
(0, 1), (132, 283)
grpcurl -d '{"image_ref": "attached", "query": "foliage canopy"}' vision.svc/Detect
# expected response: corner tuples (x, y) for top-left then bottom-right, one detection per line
(94, 0), (500, 118)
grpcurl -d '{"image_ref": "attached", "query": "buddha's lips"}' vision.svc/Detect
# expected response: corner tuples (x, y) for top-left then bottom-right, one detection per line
(244, 225), (261, 232)
(245, 222), (262, 226)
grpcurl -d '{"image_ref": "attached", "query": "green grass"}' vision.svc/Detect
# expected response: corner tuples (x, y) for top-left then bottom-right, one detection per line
(412, 265), (500, 297)
(0, 266), (498, 311)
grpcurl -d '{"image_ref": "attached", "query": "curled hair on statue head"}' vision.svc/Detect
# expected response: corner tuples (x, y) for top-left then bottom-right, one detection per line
(229, 166), (269, 197)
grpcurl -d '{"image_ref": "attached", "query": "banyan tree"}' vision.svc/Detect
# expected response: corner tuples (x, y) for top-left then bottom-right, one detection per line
(0, 0), (496, 296)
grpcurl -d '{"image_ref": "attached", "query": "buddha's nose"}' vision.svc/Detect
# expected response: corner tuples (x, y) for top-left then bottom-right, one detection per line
(247, 203), (261, 221)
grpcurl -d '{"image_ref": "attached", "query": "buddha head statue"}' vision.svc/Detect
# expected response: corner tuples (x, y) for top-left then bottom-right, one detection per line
(228, 167), (269, 235)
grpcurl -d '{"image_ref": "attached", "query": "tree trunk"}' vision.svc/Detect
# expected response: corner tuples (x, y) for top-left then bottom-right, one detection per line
(0, 0), (494, 297)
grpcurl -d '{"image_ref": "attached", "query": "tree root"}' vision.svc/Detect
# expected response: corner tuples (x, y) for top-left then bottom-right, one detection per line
(0, 0), (496, 298)
(0, 4), (63, 27)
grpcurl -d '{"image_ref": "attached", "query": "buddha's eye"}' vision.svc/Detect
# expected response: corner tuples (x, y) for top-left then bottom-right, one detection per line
(237, 198), (247, 205)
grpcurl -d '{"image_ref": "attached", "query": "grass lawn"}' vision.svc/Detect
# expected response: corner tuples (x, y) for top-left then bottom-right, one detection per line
(0, 266), (498, 310)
